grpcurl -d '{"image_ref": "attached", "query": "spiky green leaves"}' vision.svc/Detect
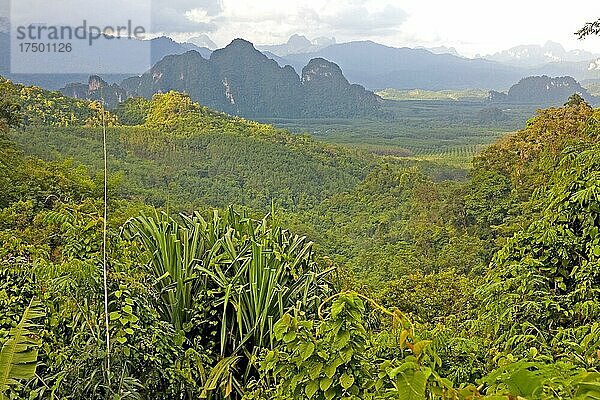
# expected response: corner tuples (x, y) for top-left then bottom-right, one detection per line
(0, 299), (45, 399)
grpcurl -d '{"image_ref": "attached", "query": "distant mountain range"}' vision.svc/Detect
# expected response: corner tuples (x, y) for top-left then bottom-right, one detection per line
(488, 75), (595, 105)
(257, 34), (336, 57)
(187, 34), (218, 50)
(258, 34), (461, 58)
(3, 30), (600, 112)
(255, 35), (600, 91)
(415, 46), (461, 57)
(484, 41), (600, 67)
(278, 41), (522, 90)
(0, 34), (211, 89)
(121, 39), (381, 118)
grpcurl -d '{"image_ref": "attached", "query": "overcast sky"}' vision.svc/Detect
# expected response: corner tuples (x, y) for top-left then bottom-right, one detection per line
(1, 0), (599, 57)
(149, 0), (600, 57)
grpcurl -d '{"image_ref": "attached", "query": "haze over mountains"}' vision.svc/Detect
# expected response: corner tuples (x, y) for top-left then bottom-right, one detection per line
(278, 41), (521, 90)
(483, 41), (600, 67)
(0, 33), (211, 89)
(257, 34), (337, 56)
(257, 35), (600, 90)
(2, 30), (599, 114)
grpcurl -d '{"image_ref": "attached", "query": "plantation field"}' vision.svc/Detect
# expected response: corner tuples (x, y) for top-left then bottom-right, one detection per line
(376, 88), (489, 101)
(260, 100), (540, 167)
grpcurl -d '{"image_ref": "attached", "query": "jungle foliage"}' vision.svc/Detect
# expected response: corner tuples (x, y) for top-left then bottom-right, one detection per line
(1, 79), (600, 399)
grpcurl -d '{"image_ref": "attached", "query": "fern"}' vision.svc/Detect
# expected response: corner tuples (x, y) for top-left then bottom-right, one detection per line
(0, 298), (45, 399)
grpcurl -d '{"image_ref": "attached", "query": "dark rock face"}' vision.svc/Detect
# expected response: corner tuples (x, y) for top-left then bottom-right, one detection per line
(61, 75), (127, 108)
(208, 39), (304, 117)
(121, 50), (225, 109)
(301, 58), (381, 117)
(302, 58), (348, 84)
(121, 40), (381, 118)
(488, 75), (594, 105)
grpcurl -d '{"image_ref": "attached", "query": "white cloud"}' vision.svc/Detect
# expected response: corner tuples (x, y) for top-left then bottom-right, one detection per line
(393, 0), (600, 57)
(148, 0), (600, 57)
(199, 0), (409, 46)
(185, 8), (213, 24)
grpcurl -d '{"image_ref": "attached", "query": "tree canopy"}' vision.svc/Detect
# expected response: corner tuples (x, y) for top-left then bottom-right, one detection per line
(2, 78), (600, 399)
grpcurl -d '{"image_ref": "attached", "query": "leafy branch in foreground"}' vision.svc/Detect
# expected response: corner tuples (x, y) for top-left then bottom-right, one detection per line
(247, 292), (462, 400)
(0, 298), (45, 399)
(576, 18), (600, 39)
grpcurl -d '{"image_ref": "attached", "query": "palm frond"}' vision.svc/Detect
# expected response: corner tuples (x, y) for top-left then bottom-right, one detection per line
(0, 298), (45, 398)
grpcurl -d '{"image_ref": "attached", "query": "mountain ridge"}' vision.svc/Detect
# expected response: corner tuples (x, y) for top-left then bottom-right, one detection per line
(0, 34), (212, 89)
(488, 75), (595, 105)
(120, 39), (381, 118)
(484, 41), (600, 67)
(282, 40), (523, 90)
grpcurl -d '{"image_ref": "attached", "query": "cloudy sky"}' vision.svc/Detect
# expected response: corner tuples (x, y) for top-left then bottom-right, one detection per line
(148, 0), (600, 57)
(1, 0), (598, 57)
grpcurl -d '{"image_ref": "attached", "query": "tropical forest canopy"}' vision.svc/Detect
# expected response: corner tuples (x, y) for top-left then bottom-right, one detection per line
(1, 74), (600, 400)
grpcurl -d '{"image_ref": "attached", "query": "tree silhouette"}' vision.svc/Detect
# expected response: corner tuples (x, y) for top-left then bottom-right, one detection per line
(564, 93), (587, 107)
(576, 18), (600, 39)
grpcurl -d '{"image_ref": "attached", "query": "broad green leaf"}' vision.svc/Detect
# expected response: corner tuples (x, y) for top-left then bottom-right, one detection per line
(320, 376), (333, 391)
(305, 379), (319, 398)
(0, 299), (45, 397)
(299, 342), (315, 361)
(109, 311), (121, 321)
(333, 330), (350, 349)
(309, 362), (323, 380)
(340, 373), (355, 390)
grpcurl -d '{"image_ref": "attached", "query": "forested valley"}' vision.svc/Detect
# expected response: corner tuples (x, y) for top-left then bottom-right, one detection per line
(1, 76), (600, 399)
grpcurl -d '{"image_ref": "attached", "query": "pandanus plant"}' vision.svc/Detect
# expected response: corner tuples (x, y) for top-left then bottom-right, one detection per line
(125, 207), (330, 398)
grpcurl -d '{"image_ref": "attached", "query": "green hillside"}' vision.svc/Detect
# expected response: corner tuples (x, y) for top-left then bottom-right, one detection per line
(11, 91), (374, 211)
(3, 77), (600, 399)
(0, 77), (114, 127)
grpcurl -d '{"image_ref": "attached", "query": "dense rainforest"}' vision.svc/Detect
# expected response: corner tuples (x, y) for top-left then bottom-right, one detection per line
(1, 77), (600, 399)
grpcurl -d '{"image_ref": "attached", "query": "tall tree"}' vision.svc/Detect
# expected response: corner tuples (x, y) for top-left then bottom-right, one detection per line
(0, 100), (21, 133)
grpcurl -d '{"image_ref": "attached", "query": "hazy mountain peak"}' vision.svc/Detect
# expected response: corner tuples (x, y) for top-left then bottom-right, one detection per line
(213, 38), (260, 59)
(257, 34), (335, 57)
(313, 36), (336, 47)
(543, 41), (564, 50)
(287, 34), (312, 47)
(486, 42), (600, 67)
(416, 45), (462, 57)
(227, 38), (255, 48)
(187, 34), (217, 50)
